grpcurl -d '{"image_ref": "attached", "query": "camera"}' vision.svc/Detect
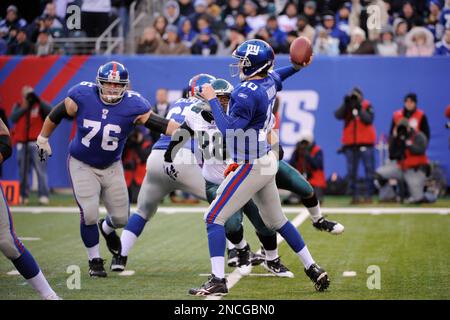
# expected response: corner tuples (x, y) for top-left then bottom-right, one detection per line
(397, 124), (408, 141)
(25, 91), (40, 106)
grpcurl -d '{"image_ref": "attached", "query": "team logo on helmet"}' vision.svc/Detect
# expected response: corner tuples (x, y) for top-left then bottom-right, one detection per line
(96, 61), (129, 104)
(245, 44), (260, 56)
(108, 69), (121, 81)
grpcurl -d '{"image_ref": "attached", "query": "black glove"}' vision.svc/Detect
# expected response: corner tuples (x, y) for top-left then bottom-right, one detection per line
(164, 162), (179, 181)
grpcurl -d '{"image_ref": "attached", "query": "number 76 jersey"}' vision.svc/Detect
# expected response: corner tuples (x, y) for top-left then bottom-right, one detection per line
(68, 82), (151, 168)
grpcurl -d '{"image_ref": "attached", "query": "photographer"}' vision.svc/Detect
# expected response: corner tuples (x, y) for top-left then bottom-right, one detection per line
(375, 119), (431, 204)
(390, 93), (430, 141)
(9, 86), (51, 205)
(335, 87), (376, 204)
(289, 132), (326, 204)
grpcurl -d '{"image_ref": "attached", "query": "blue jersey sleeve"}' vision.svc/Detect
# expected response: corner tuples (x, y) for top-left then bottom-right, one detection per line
(135, 95), (151, 115)
(271, 66), (300, 91)
(67, 82), (93, 106)
(209, 87), (255, 134)
(125, 92), (151, 117)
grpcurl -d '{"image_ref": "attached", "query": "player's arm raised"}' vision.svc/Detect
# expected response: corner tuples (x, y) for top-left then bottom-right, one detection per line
(0, 118), (12, 165)
(37, 97), (77, 160)
(271, 54), (314, 85)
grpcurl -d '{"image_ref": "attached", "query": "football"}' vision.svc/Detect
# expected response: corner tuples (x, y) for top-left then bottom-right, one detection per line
(290, 36), (313, 66)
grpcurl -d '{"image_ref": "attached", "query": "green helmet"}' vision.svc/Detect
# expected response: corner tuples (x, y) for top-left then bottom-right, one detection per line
(211, 79), (234, 96)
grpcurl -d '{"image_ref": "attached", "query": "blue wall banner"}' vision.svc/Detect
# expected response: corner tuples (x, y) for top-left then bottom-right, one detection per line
(1, 55), (449, 187)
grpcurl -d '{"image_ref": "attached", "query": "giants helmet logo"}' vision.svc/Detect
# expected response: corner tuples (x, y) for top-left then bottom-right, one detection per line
(245, 44), (260, 56)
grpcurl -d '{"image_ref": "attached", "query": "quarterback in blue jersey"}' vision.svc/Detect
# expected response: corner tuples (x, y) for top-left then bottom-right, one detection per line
(36, 61), (179, 277)
(189, 40), (330, 296)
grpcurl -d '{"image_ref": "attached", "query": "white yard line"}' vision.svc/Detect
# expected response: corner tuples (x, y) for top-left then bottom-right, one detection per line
(205, 211), (310, 301)
(9, 206), (450, 215)
(17, 237), (41, 241)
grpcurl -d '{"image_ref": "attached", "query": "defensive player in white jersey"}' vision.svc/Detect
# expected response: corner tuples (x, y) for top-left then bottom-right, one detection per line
(189, 40), (330, 296)
(109, 74), (216, 271)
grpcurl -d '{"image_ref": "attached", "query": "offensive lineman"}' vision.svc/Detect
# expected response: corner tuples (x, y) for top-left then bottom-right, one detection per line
(36, 61), (178, 277)
(189, 39), (330, 296)
(0, 118), (60, 299)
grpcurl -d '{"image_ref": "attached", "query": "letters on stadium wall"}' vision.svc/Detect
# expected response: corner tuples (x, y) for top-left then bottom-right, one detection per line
(0, 55), (449, 187)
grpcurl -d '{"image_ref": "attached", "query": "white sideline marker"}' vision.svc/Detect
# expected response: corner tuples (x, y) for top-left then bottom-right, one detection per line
(205, 211), (310, 301)
(7, 270), (20, 276)
(118, 270), (135, 276)
(11, 206), (450, 215)
(18, 237), (41, 241)
(342, 271), (357, 277)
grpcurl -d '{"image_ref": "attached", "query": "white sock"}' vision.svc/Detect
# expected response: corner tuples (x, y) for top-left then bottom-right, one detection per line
(296, 246), (315, 269)
(120, 230), (137, 257)
(235, 239), (247, 250)
(87, 244), (100, 261)
(27, 271), (56, 299)
(227, 240), (235, 250)
(211, 256), (225, 279)
(102, 220), (115, 235)
(264, 248), (279, 261)
(307, 203), (323, 223)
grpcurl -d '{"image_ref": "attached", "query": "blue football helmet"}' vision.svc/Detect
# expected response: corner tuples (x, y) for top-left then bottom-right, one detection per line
(188, 73), (216, 100)
(230, 39), (275, 81)
(96, 61), (129, 104)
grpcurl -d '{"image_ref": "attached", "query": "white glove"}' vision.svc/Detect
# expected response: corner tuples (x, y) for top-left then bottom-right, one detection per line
(36, 135), (52, 161)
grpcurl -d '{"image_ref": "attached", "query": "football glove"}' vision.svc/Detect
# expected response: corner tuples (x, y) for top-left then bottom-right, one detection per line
(163, 162), (179, 181)
(36, 135), (52, 162)
(224, 163), (239, 177)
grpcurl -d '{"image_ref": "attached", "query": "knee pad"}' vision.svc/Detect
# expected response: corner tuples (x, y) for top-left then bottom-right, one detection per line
(109, 215), (128, 228)
(272, 216), (289, 231)
(0, 238), (22, 260)
(136, 200), (158, 221)
(81, 207), (99, 226)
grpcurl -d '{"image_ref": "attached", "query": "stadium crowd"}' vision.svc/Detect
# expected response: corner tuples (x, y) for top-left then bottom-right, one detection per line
(1, 0), (450, 56)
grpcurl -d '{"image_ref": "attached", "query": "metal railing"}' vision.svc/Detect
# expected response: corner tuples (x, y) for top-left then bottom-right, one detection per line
(95, 17), (124, 54)
(128, 0), (149, 54)
(53, 37), (98, 55)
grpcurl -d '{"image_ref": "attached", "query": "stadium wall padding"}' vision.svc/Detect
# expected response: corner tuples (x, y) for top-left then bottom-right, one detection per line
(1, 55), (449, 188)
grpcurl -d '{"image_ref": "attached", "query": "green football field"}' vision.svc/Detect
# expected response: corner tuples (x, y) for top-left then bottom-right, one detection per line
(1, 197), (449, 300)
